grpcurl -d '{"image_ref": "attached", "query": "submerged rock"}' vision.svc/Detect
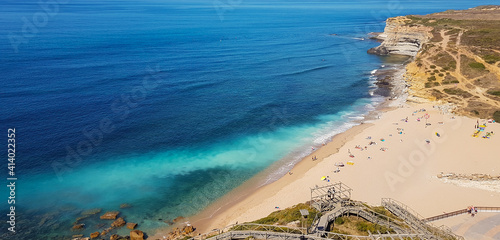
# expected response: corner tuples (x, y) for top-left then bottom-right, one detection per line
(101, 227), (113, 236)
(90, 231), (100, 239)
(120, 203), (132, 209)
(110, 234), (120, 240)
(126, 222), (137, 229)
(130, 230), (144, 240)
(72, 223), (85, 230)
(111, 217), (126, 228)
(100, 211), (120, 220)
(82, 208), (102, 216)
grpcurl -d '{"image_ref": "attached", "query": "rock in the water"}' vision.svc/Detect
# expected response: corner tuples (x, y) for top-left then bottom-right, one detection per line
(126, 222), (137, 229)
(101, 227), (113, 236)
(130, 230), (144, 240)
(82, 208), (102, 216)
(100, 211), (120, 220)
(74, 216), (90, 225)
(72, 223), (85, 230)
(120, 203), (132, 209)
(111, 217), (126, 228)
(173, 216), (185, 223)
(90, 231), (100, 239)
(367, 46), (390, 55)
(110, 234), (120, 240)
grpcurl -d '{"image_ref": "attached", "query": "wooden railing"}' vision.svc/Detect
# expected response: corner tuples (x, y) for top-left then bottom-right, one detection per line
(423, 209), (468, 222)
(424, 206), (500, 222)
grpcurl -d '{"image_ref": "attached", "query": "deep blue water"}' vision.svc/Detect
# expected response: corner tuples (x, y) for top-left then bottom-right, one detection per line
(1, 0), (498, 239)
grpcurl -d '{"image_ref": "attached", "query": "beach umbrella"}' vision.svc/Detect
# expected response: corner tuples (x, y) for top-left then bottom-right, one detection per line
(321, 176), (326, 181)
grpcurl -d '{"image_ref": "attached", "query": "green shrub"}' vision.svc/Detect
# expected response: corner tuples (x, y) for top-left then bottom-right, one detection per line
(430, 65), (437, 69)
(493, 111), (500, 122)
(252, 203), (319, 226)
(438, 73), (444, 77)
(483, 55), (500, 64)
(468, 62), (485, 70)
(428, 76), (437, 81)
(335, 217), (346, 225)
(487, 90), (500, 96)
(443, 88), (472, 98)
(253, 216), (279, 224)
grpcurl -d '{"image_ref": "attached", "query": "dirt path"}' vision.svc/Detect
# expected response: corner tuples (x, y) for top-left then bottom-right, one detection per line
(420, 29), (500, 108)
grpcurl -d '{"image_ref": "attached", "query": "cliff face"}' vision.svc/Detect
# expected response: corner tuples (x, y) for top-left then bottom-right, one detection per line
(370, 6), (500, 121)
(368, 16), (433, 56)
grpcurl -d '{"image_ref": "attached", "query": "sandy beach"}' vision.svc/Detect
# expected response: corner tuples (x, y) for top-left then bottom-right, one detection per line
(179, 101), (500, 236)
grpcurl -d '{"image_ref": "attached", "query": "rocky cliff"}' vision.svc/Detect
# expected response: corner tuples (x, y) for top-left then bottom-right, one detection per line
(369, 6), (500, 121)
(367, 16), (433, 56)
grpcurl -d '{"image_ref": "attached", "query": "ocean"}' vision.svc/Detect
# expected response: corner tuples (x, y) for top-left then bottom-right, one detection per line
(1, 0), (498, 239)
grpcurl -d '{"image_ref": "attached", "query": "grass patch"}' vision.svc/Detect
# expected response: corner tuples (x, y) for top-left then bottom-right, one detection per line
(483, 54), (500, 64)
(251, 203), (319, 226)
(331, 216), (395, 236)
(487, 90), (500, 97)
(493, 111), (500, 123)
(468, 62), (486, 70)
(443, 88), (473, 98)
(230, 225), (302, 234)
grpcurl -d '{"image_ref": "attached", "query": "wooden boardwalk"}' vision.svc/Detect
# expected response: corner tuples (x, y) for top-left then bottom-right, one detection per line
(424, 207), (500, 222)
(187, 183), (467, 240)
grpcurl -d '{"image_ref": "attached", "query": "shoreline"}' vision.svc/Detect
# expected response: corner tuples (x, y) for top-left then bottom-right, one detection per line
(153, 55), (500, 239)
(151, 60), (410, 238)
(184, 101), (500, 238)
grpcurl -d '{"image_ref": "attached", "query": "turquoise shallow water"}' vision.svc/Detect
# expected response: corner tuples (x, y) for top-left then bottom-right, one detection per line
(1, 0), (498, 239)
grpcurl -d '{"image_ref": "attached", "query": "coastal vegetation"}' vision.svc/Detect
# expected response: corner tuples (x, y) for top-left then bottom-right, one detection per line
(330, 216), (395, 236)
(251, 203), (319, 226)
(402, 6), (500, 120)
